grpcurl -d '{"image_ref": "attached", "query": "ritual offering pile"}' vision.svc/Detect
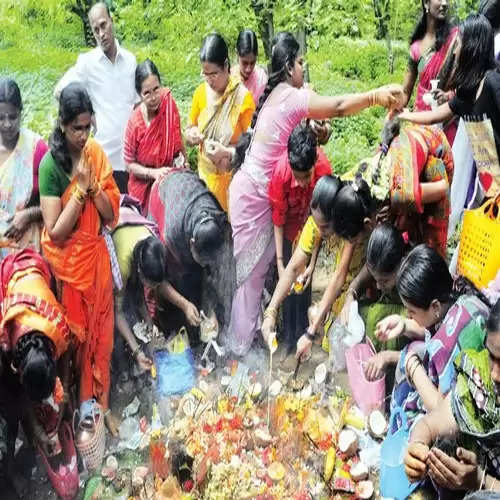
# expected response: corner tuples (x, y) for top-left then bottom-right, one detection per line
(84, 358), (385, 500)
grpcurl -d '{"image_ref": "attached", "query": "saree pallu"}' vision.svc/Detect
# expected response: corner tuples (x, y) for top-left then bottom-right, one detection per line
(193, 77), (254, 212)
(125, 90), (183, 213)
(389, 295), (489, 434)
(0, 128), (47, 258)
(0, 248), (70, 359)
(452, 349), (500, 477)
(411, 28), (459, 144)
(228, 168), (275, 356)
(390, 125), (454, 257)
(41, 139), (120, 409)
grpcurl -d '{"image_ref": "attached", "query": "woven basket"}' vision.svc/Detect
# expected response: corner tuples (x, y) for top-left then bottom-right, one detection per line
(458, 194), (500, 289)
(73, 405), (106, 471)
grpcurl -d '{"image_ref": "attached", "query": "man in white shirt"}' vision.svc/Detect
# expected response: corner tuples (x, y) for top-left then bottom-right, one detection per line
(55, 2), (137, 192)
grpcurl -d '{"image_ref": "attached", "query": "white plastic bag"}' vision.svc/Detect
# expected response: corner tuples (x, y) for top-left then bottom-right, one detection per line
(328, 300), (365, 372)
(344, 300), (365, 348)
(448, 118), (474, 239)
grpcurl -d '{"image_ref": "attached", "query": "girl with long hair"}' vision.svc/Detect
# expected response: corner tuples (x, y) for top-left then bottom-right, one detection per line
(399, 14), (500, 199)
(401, 0), (459, 144)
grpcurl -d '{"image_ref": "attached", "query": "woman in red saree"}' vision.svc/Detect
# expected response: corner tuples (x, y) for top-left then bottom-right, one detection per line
(402, 0), (459, 145)
(124, 59), (187, 214)
(39, 83), (120, 434)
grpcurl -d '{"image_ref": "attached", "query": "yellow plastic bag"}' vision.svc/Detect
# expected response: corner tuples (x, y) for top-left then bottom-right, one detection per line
(458, 194), (500, 288)
(166, 326), (190, 354)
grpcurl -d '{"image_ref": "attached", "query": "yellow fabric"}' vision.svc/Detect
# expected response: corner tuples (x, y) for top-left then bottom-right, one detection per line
(112, 225), (152, 284)
(298, 216), (322, 255)
(112, 224), (151, 309)
(189, 77), (255, 211)
(297, 217), (368, 352)
(3, 268), (69, 359)
(321, 235), (368, 351)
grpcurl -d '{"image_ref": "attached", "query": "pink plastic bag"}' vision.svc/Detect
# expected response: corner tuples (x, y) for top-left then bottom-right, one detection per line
(38, 421), (79, 500)
(345, 340), (385, 416)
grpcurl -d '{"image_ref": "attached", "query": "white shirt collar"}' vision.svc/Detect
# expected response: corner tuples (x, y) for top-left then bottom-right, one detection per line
(97, 38), (122, 63)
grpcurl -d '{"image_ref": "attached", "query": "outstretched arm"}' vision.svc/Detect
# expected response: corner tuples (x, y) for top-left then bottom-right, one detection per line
(307, 84), (404, 120)
(398, 103), (454, 125)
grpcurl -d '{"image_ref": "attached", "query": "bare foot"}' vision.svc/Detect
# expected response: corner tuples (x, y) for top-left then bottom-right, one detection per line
(105, 412), (120, 437)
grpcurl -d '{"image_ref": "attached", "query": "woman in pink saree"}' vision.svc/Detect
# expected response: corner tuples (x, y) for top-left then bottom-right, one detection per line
(226, 33), (404, 356)
(401, 0), (459, 145)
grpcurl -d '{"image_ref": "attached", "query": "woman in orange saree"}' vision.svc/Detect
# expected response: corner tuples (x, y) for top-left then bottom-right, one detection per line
(39, 83), (120, 434)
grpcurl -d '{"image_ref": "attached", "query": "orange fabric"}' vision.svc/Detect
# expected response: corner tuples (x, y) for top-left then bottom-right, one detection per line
(0, 249), (70, 359)
(41, 139), (120, 408)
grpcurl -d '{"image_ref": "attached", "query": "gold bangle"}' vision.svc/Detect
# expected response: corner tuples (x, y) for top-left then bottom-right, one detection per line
(263, 307), (278, 320)
(72, 184), (86, 204)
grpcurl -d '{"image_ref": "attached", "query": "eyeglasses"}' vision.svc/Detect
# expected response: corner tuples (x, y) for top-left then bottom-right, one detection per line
(201, 69), (223, 81)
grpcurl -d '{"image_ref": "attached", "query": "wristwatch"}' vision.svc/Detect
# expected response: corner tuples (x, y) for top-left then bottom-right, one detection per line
(305, 328), (315, 342)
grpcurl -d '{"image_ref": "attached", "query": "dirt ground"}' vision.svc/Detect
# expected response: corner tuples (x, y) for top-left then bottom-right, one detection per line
(11, 261), (350, 500)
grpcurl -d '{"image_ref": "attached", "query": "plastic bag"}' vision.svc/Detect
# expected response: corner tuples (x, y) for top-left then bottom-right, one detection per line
(448, 118), (475, 239)
(328, 300), (365, 373)
(154, 348), (195, 397)
(328, 321), (348, 373)
(344, 300), (365, 347)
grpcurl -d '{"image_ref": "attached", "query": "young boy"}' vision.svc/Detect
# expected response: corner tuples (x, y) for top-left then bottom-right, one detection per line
(268, 123), (332, 356)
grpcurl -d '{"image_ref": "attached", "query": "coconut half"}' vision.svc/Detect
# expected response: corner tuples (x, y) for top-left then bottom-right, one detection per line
(314, 363), (327, 384)
(220, 375), (231, 387)
(356, 480), (374, 499)
(249, 382), (262, 398)
(268, 461), (286, 482)
(269, 380), (282, 397)
(338, 429), (359, 458)
(350, 461), (368, 482)
(367, 409), (388, 439)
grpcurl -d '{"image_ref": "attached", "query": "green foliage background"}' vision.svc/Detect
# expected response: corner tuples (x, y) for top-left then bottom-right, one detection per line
(0, 0), (479, 174)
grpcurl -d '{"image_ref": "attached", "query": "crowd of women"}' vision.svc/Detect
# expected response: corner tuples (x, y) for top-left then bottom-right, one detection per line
(0, 0), (500, 497)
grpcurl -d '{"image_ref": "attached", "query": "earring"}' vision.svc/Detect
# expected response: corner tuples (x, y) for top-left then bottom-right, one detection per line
(425, 7), (429, 13)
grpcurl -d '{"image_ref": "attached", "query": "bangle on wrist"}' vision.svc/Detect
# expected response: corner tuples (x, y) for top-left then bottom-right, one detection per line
(277, 257), (283, 261)
(263, 307), (278, 320)
(72, 184), (87, 204)
(132, 345), (141, 359)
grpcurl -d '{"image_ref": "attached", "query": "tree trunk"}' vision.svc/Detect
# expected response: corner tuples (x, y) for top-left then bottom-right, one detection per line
(372, 0), (393, 73)
(69, 0), (96, 47)
(372, 0), (389, 40)
(296, 28), (310, 83)
(251, 0), (275, 62)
